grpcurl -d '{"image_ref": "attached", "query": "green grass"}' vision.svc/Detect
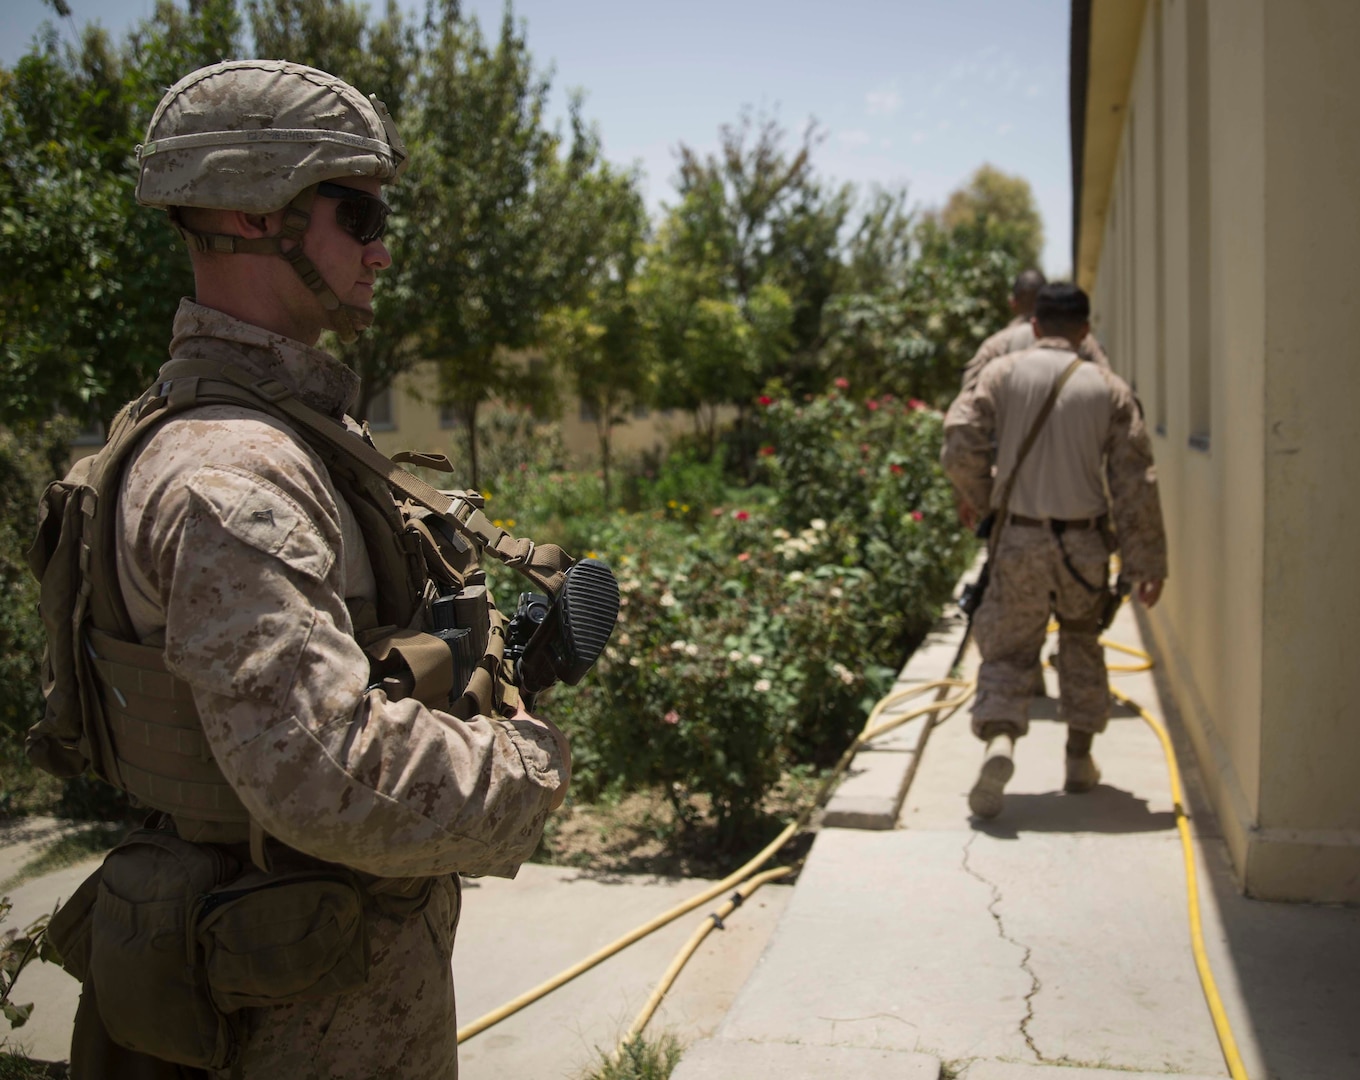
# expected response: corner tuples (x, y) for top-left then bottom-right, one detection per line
(576, 1033), (684, 1080)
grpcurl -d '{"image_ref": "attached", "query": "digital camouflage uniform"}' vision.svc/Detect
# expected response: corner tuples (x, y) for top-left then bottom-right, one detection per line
(82, 299), (571, 1080)
(960, 315), (1111, 393)
(942, 338), (1167, 738)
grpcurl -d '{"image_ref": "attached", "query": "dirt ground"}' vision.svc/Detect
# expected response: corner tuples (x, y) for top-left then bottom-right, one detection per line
(531, 774), (823, 881)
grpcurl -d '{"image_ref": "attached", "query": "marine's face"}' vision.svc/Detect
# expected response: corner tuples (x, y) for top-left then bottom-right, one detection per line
(302, 175), (393, 326)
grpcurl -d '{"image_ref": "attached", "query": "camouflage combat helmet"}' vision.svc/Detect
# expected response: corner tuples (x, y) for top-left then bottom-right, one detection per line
(136, 59), (408, 342)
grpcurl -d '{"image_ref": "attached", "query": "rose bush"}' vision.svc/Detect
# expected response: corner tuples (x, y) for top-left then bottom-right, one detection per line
(502, 381), (973, 846)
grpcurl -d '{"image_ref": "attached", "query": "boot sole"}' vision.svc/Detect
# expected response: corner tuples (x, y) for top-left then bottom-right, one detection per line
(969, 753), (1015, 819)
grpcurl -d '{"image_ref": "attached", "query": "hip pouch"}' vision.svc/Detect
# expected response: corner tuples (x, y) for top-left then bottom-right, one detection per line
(76, 828), (369, 1070)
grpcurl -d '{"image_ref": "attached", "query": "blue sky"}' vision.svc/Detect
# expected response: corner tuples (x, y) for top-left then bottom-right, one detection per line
(2, 0), (1075, 273)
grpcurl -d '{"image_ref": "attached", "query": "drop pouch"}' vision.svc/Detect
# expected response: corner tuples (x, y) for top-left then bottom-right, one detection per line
(84, 827), (370, 1069)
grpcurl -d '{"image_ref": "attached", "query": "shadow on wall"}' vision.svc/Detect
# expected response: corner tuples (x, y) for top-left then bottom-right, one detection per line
(1134, 605), (1360, 1080)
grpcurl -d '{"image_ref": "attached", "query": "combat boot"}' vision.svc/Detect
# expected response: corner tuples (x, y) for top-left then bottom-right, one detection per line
(1064, 728), (1100, 793)
(1064, 753), (1101, 793)
(969, 731), (1016, 819)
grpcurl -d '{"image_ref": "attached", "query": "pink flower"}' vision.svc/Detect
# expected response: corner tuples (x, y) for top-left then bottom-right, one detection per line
(911, 510), (924, 522)
(859, 443), (871, 455)
(834, 377), (850, 389)
(866, 399), (880, 412)
(758, 394), (774, 406)
(735, 510), (750, 522)
(737, 552), (751, 562)
(908, 398), (926, 411)
(663, 710), (681, 725)
(711, 507), (725, 517)
(759, 444), (776, 457)
(890, 463), (904, 475)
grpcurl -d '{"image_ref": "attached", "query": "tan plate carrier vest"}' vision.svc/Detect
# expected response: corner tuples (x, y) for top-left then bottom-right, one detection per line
(28, 358), (575, 858)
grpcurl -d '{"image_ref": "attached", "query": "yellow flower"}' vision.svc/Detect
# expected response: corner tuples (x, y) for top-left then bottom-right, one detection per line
(680, 504), (690, 513)
(492, 519), (503, 528)
(481, 490), (492, 501)
(667, 499), (678, 509)
(587, 550), (598, 559)
(506, 519), (516, 528)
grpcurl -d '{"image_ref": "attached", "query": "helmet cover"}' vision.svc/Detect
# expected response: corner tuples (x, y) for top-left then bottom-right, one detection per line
(136, 59), (407, 214)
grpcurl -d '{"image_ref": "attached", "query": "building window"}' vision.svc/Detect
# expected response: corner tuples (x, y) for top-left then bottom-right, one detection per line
(440, 404), (459, 429)
(1186, 0), (1211, 452)
(368, 386), (395, 431)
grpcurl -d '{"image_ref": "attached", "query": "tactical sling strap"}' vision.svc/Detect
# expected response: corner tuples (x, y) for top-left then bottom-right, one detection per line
(28, 357), (579, 849)
(960, 356), (1084, 620)
(156, 357), (575, 597)
(987, 355), (1085, 557)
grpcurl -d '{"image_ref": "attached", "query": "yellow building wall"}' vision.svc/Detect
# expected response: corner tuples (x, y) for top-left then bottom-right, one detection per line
(1088, 0), (1360, 901)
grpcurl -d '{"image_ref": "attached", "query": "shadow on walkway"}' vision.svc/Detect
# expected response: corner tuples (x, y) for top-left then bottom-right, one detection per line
(971, 784), (1178, 839)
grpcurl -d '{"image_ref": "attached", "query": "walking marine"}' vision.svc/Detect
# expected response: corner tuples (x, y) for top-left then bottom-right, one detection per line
(26, 60), (584, 1079)
(942, 282), (1168, 819)
(960, 267), (1111, 393)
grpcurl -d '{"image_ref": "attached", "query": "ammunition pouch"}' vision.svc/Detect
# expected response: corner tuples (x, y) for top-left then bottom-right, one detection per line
(48, 827), (369, 1070)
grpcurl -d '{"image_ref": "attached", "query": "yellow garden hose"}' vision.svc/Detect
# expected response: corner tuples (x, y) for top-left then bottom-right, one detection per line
(457, 679), (972, 1044)
(1042, 616), (1248, 1079)
(619, 866), (796, 1047)
(462, 625), (1249, 1080)
(1108, 676), (1249, 1080)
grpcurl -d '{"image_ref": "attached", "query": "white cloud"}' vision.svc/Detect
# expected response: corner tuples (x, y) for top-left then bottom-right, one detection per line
(912, 132), (927, 145)
(866, 84), (901, 116)
(996, 123), (1015, 136)
(879, 137), (893, 150)
(838, 129), (873, 148)
(1025, 84), (1041, 98)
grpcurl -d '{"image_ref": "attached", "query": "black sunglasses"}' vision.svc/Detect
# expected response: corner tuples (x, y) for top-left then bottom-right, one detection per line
(316, 181), (391, 245)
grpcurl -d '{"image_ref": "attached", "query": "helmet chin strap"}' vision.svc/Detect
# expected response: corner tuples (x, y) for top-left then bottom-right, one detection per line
(170, 184), (375, 344)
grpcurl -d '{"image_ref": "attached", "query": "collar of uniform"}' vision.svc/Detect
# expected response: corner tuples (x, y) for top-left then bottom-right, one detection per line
(1032, 335), (1080, 354)
(168, 299), (360, 419)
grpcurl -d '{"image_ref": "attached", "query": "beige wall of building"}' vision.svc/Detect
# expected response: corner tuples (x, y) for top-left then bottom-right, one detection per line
(365, 360), (711, 482)
(1076, 0), (1360, 902)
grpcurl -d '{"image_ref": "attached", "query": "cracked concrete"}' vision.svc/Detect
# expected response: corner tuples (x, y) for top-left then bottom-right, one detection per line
(961, 832), (1046, 1065)
(677, 601), (1360, 1078)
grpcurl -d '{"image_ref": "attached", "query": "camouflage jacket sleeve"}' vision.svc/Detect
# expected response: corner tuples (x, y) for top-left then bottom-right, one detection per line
(941, 369), (999, 513)
(960, 327), (1011, 393)
(124, 414), (569, 880)
(1103, 378), (1169, 582)
(1079, 333), (1112, 370)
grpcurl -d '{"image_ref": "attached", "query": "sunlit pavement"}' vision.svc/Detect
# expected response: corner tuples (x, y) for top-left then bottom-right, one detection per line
(674, 597), (1360, 1080)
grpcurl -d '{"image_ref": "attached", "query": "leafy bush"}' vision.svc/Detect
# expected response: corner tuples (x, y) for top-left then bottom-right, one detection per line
(540, 382), (973, 845)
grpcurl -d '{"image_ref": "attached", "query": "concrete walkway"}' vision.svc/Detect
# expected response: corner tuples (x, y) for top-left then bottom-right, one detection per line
(674, 599), (1360, 1080)
(3, 597), (1359, 1079)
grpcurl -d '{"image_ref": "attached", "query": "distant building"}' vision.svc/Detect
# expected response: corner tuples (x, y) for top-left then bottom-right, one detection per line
(362, 359), (688, 470)
(1071, 0), (1360, 901)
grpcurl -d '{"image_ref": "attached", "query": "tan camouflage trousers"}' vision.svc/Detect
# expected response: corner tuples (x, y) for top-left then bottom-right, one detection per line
(971, 523), (1111, 739)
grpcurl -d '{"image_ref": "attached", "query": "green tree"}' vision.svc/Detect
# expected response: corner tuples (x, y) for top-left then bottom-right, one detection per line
(542, 167), (649, 507)
(404, 3), (612, 486)
(0, 1), (241, 430)
(937, 162), (1043, 269)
